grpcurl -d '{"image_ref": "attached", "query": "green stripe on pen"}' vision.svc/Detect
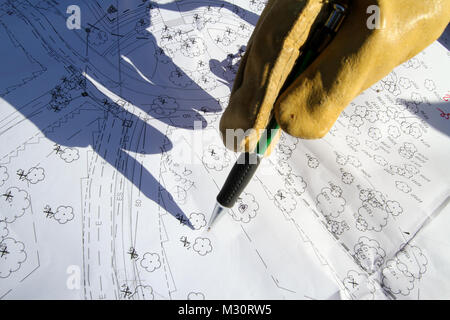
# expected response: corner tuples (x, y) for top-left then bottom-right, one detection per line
(255, 49), (316, 156)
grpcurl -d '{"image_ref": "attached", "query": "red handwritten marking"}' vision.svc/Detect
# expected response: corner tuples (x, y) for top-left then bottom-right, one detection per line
(443, 93), (450, 102)
(437, 108), (450, 120)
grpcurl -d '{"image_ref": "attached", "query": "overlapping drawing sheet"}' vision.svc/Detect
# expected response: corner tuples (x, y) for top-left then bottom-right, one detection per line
(0, 0), (449, 300)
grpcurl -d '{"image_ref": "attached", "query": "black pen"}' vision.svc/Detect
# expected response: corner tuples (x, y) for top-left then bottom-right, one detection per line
(208, 2), (348, 230)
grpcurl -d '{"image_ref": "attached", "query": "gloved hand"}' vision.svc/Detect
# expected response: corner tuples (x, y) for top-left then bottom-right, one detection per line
(220, 0), (450, 152)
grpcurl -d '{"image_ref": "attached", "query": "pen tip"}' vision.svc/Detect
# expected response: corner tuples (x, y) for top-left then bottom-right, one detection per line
(207, 202), (227, 231)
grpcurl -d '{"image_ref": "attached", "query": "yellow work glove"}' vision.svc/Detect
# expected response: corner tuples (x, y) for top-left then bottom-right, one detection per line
(220, 0), (450, 152)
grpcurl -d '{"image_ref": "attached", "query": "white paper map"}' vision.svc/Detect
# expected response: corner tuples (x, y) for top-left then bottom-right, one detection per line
(0, 0), (449, 300)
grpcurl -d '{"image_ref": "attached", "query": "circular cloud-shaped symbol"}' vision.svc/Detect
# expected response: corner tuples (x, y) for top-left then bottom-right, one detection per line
(140, 252), (161, 272)
(0, 187), (30, 223)
(0, 237), (27, 278)
(189, 212), (207, 230)
(193, 238), (212, 256)
(202, 145), (231, 171)
(54, 206), (75, 224)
